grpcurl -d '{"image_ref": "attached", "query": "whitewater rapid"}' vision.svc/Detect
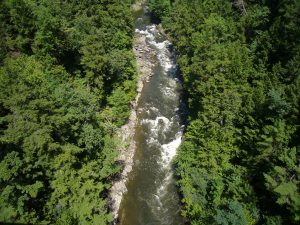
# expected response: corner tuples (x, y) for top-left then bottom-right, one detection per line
(119, 6), (185, 225)
(136, 23), (183, 175)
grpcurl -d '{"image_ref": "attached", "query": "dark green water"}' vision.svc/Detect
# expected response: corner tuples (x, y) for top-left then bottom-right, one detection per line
(118, 5), (185, 225)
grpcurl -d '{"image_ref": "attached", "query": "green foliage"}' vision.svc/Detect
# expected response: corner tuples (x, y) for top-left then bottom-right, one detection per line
(0, 0), (136, 224)
(163, 0), (300, 224)
(214, 201), (256, 225)
(264, 147), (300, 222)
(148, 0), (171, 22)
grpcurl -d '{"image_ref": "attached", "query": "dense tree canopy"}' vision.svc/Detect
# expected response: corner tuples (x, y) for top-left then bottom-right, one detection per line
(149, 0), (300, 224)
(1, 0), (299, 224)
(0, 0), (136, 224)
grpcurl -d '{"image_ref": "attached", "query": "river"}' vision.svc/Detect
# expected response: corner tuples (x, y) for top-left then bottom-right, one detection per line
(118, 4), (185, 225)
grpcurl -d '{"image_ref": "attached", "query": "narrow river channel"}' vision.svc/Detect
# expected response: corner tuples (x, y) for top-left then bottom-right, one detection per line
(118, 4), (185, 225)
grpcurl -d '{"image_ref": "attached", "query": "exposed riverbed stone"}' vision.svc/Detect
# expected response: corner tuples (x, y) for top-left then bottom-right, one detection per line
(109, 32), (157, 222)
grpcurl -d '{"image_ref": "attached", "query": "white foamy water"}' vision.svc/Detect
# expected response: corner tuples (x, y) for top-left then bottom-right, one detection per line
(161, 133), (182, 166)
(136, 25), (177, 75)
(120, 15), (185, 225)
(136, 24), (183, 202)
(141, 116), (171, 133)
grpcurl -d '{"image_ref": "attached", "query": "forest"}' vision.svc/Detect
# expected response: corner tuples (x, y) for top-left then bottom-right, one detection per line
(149, 0), (300, 224)
(0, 0), (136, 224)
(0, 0), (299, 224)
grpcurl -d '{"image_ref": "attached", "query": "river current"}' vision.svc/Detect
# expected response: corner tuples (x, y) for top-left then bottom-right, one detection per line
(118, 5), (185, 225)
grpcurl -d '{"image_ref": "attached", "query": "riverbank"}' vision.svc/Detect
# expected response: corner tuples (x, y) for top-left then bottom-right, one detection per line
(117, 22), (185, 225)
(109, 31), (157, 221)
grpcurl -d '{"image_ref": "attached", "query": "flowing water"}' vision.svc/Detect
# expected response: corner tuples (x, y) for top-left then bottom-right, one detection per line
(118, 5), (185, 225)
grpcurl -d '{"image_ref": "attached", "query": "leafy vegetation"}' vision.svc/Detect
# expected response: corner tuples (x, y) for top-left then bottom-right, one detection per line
(1, 0), (299, 224)
(148, 0), (171, 22)
(149, 0), (300, 224)
(0, 0), (136, 224)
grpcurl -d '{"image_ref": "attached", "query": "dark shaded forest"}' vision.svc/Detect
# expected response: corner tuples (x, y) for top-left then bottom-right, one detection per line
(0, 0), (136, 224)
(149, 0), (300, 224)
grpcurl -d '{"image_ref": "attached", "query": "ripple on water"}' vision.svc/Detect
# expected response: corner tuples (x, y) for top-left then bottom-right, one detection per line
(119, 13), (185, 225)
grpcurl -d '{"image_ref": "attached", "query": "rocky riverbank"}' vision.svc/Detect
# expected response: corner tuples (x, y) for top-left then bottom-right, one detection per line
(109, 32), (157, 222)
